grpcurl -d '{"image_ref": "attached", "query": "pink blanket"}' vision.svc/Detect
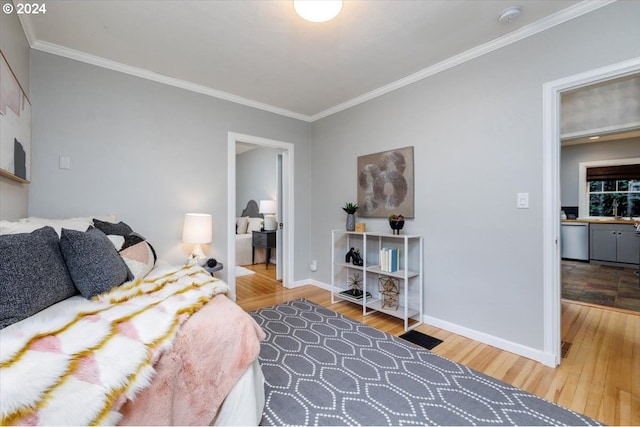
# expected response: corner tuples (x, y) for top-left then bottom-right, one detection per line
(119, 295), (265, 425)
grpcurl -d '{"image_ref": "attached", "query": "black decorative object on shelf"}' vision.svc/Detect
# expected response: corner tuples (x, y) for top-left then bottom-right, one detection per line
(339, 289), (371, 301)
(352, 248), (364, 266)
(345, 247), (355, 263)
(388, 214), (405, 235)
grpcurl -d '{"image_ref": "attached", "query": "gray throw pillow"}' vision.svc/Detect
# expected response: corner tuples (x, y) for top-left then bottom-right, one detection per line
(0, 226), (77, 329)
(60, 227), (129, 299)
(92, 219), (134, 236)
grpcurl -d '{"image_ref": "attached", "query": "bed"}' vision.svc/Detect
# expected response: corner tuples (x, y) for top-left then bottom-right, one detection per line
(0, 216), (266, 426)
(236, 200), (266, 266)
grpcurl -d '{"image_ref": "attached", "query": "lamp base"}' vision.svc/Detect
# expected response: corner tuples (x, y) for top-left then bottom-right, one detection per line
(187, 244), (207, 265)
(263, 215), (277, 231)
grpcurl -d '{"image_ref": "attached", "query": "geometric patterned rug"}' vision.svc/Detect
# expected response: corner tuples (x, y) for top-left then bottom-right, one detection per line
(250, 299), (602, 426)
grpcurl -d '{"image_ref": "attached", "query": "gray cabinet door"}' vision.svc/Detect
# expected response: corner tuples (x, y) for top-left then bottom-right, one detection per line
(617, 231), (640, 265)
(590, 229), (617, 262)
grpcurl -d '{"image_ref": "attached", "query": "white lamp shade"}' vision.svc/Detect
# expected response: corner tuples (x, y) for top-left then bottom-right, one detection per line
(259, 200), (277, 214)
(182, 213), (212, 244)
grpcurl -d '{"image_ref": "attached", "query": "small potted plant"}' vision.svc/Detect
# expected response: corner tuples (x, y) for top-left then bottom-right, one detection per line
(388, 214), (405, 235)
(342, 202), (358, 231)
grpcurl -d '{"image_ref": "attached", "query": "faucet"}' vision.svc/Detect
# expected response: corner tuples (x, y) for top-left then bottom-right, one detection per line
(612, 199), (619, 219)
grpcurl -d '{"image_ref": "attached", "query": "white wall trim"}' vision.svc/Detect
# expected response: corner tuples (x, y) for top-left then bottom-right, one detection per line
(16, 12), (36, 46)
(310, 0), (615, 121)
(578, 157), (640, 217)
(290, 279), (331, 291)
(21, 1), (613, 123)
(30, 40), (311, 122)
(299, 281), (545, 362)
(542, 56), (640, 368)
(422, 314), (545, 363)
(227, 132), (296, 299)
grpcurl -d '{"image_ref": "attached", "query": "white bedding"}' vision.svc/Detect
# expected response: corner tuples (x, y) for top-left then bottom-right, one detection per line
(1, 263), (265, 426)
(236, 233), (265, 266)
(211, 359), (265, 425)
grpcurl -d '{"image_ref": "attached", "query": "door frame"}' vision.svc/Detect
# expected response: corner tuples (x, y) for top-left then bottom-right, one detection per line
(542, 56), (640, 367)
(227, 132), (295, 299)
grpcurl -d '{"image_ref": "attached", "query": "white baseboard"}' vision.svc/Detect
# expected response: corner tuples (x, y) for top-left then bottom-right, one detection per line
(289, 280), (548, 365)
(422, 314), (546, 365)
(287, 279), (331, 291)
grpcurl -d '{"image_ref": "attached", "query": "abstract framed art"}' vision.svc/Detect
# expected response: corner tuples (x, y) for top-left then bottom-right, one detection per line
(357, 146), (414, 218)
(0, 50), (31, 183)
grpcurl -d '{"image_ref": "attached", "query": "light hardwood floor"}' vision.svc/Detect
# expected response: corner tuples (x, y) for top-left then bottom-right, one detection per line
(236, 264), (640, 426)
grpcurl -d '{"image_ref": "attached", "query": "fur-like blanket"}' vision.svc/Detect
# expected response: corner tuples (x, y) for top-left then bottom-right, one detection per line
(0, 264), (228, 426)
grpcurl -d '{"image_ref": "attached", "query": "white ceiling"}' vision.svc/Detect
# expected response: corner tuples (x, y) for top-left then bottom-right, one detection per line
(20, 1), (610, 121)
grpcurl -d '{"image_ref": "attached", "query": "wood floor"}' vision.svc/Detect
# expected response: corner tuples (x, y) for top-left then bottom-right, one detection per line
(236, 264), (640, 426)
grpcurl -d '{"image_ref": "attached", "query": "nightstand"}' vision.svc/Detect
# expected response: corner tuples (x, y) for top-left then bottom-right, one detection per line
(204, 262), (223, 276)
(252, 230), (276, 269)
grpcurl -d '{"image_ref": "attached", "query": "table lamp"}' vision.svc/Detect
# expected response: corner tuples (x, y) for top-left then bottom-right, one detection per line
(182, 213), (212, 263)
(259, 200), (277, 231)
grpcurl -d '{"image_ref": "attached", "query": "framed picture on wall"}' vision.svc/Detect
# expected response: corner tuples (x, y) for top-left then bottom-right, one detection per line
(0, 50), (31, 183)
(357, 146), (414, 218)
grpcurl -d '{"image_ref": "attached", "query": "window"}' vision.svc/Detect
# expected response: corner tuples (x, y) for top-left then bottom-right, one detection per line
(586, 164), (640, 217)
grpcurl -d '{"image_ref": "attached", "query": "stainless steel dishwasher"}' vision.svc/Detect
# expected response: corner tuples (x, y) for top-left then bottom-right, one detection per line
(561, 222), (590, 261)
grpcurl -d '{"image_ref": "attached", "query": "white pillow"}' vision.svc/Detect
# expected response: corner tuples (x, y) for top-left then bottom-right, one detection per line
(247, 217), (263, 233)
(11, 218), (92, 237)
(0, 220), (45, 235)
(19, 214), (117, 225)
(236, 216), (249, 234)
(0, 219), (92, 236)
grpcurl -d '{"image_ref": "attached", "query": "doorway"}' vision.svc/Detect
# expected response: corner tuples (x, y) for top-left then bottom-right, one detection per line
(227, 132), (295, 301)
(542, 57), (640, 367)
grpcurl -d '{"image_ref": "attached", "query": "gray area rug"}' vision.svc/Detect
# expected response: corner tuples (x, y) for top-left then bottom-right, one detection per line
(250, 299), (601, 426)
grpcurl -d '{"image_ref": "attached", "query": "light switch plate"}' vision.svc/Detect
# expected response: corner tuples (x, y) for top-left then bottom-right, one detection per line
(517, 192), (529, 209)
(59, 156), (71, 170)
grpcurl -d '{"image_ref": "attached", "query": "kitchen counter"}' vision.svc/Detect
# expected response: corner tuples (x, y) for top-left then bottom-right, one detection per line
(562, 218), (639, 225)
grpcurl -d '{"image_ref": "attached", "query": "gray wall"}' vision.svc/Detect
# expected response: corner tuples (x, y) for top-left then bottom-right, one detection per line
(29, 51), (311, 283)
(0, 5), (30, 220)
(561, 138), (640, 210)
(236, 147), (278, 216)
(309, 1), (640, 352)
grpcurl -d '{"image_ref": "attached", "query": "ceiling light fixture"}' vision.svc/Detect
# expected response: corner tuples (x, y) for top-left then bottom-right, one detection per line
(589, 136), (601, 140)
(294, 0), (342, 23)
(498, 6), (522, 24)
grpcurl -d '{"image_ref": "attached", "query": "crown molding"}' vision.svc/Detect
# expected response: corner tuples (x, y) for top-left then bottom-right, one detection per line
(310, 0), (616, 121)
(29, 40), (313, 122)
(15, 9), (36, 46)
(20, 1), (614, 123)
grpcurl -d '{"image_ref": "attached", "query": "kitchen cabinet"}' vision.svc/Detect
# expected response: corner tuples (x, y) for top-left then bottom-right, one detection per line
(590, 223), (640, 267)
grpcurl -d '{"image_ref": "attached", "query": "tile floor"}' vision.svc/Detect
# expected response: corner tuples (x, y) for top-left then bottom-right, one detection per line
(562, 260), (640, 312)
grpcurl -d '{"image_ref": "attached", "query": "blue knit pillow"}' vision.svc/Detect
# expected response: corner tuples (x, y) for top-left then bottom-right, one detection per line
(0, 226), (77, 329)
(60, 227), (129, 299)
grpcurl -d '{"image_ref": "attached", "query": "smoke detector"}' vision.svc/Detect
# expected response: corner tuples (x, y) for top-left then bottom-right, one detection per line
(498, 6), (522, 24)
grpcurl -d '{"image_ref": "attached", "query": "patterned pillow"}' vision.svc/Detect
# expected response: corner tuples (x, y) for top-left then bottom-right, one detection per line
(0, 227), (77, 329)
(119, 241), (156, 279)
(93, 219), (134, 236)
(60, 227), (130, 299)
(94, 220), (157, 280)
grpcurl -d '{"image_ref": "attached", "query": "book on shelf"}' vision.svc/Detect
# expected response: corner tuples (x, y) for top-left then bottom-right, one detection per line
(379, 247), (398, 273)
(339, 289), (372, 300)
